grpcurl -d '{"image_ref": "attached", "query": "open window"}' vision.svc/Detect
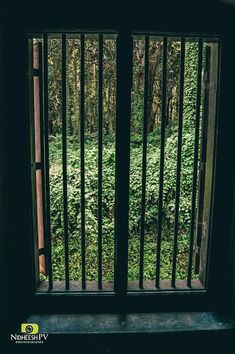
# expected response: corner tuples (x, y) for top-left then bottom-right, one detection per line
(28, 31), (220, 310)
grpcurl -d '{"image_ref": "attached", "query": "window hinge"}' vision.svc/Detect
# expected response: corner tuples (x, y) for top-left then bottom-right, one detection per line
(38, 247), (45, 256)
(33, 68), (40, 77)
(35, 162), (42, 170)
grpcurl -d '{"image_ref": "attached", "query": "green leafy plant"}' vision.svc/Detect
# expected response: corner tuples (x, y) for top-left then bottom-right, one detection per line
(42, 41), (201, 282)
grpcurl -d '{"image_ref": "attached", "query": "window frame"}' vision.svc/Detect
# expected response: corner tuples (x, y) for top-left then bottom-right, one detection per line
(24, 28), (223, 315)
(2, 2), (235, 324)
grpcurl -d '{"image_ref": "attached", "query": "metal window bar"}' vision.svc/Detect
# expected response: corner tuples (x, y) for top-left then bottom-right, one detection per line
(187, 38), (203, 287)
(62, 34), (70, 290)
(171, 38), (185, 288)
(139, 36), (149, 289)
(98, 34), (103, 290)
(80, 33), (86, 290)
(155, 36), (168, 288)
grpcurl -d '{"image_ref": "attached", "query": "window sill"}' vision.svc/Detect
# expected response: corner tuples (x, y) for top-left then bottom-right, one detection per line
(26, 311), (234, 334)
(13, 312), (234, 352)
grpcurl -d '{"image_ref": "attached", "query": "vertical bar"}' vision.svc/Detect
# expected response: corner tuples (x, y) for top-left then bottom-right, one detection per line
(98, 34), (103, 290)
(62, 34), (69, 290)
(114, 37), (118, 288)
(80, 34), (86, 289)
(194, 46), (211, 274)
(155, 36), (167, 288)
(187, 38), (203, 287)
(139, 36), (149, 289)
(171, 38), (185, 288)
(43, 34), (53, 289)
(114, 31), (133, 296)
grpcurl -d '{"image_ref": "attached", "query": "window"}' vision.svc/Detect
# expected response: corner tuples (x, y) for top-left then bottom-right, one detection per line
(28, 31), (220, 311)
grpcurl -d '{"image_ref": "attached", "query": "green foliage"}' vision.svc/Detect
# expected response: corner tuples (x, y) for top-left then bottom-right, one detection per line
(44, 40), (200, 282)
(49, 124), (197, 281)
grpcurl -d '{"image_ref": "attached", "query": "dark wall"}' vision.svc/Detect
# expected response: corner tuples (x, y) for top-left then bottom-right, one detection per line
(230, 181), (235, 316)
(0, 0), (235, 347)
(0, 6), (7, 338)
